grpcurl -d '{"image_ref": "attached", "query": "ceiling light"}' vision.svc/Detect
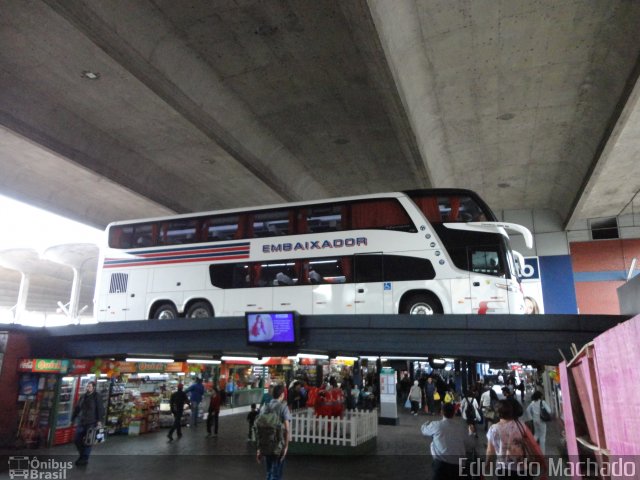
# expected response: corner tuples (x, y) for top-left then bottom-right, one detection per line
(81, 70), (101, 80)
(296, 353), (329, 360)
(125, 357), (174, 363)
(220, 356), (271, 364)
(187, 359), (221, 365)
(384, 356), (430, 360)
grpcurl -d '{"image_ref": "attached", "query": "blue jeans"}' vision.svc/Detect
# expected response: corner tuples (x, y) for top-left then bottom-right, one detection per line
(265, 455), (285, 480)
(191, 401), (201, 426)
(73, 424), (94, 461)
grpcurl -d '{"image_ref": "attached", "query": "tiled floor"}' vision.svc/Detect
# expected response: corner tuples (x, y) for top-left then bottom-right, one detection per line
(1, 405), (565, 480)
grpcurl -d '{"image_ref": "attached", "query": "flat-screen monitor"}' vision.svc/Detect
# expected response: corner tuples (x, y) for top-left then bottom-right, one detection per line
(246, 311), (298, 347)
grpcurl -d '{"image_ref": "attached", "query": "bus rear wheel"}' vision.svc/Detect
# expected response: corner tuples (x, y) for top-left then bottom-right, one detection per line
(152, 303), (178, 320)
(402, 294), (441, 315)
(186, 301), (213, 318)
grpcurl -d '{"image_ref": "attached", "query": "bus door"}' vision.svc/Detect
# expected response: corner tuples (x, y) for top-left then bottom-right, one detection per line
(309, 257), (356, 314)
(99, 270), (148, 321)
(354, 253), (385, 314)
(467, 246), (509, 314)
(271, 261), (313, 314)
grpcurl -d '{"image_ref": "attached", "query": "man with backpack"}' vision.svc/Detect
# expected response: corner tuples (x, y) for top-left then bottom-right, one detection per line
(254, 384), (291, 480)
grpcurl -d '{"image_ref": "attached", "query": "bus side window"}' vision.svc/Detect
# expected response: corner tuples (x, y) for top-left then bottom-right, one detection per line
(354, 254), (383, 283)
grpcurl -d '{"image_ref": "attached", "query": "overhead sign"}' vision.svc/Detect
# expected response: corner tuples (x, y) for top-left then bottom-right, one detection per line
(18, 358), (70, 374)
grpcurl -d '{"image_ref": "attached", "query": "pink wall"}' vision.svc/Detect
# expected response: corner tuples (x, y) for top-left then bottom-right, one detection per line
(561, 314), (640, 469)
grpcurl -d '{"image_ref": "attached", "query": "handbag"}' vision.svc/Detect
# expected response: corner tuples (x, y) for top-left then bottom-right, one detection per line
(540, 404), (552, 422)
(514, 420), (546, 476)
(83, 426), (106, 446)
(404, 397), (411, 409)
(433, 391), (441, 401)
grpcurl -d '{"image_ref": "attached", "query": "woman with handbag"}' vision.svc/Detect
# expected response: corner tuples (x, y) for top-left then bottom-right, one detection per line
(526, 391), (551, 454)
(486, 400), (546, 479)
(408, 380), (422, 415)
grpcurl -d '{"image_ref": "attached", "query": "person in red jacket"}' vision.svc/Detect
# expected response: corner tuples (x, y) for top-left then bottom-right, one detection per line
(206, 387), (221, 437)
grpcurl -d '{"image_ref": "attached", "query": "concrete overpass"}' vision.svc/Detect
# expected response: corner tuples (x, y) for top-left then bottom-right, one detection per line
(1, 1), (640, 315)
(9, 313), (627, 365)
(1, 1), (639, 228)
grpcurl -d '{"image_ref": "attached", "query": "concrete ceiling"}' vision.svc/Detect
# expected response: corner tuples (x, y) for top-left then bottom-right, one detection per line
(1, 1), (640, 315)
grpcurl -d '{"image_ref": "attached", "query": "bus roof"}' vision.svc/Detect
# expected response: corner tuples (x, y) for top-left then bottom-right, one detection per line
(105, 188), (495, 228)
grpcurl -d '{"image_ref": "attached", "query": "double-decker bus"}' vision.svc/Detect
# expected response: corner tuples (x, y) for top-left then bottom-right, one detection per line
(95, 189), (532, 321)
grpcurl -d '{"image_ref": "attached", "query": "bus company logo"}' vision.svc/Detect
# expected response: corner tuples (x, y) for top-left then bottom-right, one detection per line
(8, 456), (73, 479)
(262, 237), (368, 253)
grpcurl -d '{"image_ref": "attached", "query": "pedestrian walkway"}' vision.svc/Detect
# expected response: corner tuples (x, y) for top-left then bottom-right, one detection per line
(1, 406), (565, 480)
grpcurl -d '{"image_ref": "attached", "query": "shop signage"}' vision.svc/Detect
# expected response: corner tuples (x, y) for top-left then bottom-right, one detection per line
(115, 362), (137, 373)
(18, 358), (70, 373)
(165, 362), (186, 373)
(35, 359), (69, 373)
(69, 359), (93, 374)
(18, 358), (34, 371)
(136, 362), (167, 372)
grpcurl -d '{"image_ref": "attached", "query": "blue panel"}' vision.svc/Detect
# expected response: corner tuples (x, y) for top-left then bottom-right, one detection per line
(573, 271), (628, 282)
(539, 255), (578, 314)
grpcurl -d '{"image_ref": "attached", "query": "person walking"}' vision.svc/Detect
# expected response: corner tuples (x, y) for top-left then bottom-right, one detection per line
(420, 403), (470, 480)
(71, 381), (105, 466)
(168, 383), (190, 441)
(480, 385), (498, 432)
(526, 391), (551, 454)
(206, 387), (221, 437)
(424, 377), (437, 415)
(460, 391), (481, 437)
(255, 384), (291, 480)
(186, 377), (205, 427)
(408, 380), (422, 415)
(247, 403), (259, 441)
(486, 400), (545, 478)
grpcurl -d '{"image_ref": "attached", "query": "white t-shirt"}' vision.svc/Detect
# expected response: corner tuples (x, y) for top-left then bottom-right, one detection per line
(487, 421), (527, 470)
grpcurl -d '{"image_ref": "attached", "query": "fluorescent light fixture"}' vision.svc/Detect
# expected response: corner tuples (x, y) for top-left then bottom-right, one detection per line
(432, 359), (446, 364)
(359, 356), (379, 361)
(177, 372), (185, 376)
(221, 356), (272, 364)
(443, 358), (455, 362)
(125, 357), (174, 363)
(99, 374), (108, 378)
(384, 356), (430, 360)
(62, 377), (74, 381)
(335, 356), (358, 361)
(187, 359), (221, 365)
(296, 353), (329, 360)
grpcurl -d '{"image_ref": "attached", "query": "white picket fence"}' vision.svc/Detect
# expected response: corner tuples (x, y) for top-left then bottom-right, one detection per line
(290, 408), (378, 447)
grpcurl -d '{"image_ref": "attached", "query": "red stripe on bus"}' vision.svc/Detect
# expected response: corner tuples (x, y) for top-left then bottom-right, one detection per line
(103, 254), (249, 268)
(136, 245), (249, 258)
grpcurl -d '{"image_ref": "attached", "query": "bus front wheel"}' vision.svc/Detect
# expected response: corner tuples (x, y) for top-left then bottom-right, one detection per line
(152, 303), (178, 320)
(402, 294), (441, 315)
(186, 301), (213, 318)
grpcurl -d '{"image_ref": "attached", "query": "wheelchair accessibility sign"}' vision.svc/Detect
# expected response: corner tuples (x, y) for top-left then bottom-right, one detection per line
(383, 282), (391, 291)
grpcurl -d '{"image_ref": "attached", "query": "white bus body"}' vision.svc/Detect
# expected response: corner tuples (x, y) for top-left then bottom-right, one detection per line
(95, 190), (530, 321)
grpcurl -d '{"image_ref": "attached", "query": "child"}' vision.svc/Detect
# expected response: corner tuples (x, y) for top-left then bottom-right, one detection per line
(246, 403), (258, 441)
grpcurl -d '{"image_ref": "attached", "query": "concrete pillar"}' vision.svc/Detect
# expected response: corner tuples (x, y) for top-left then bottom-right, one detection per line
(15, 272), (30, 323)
